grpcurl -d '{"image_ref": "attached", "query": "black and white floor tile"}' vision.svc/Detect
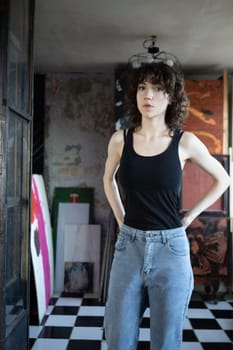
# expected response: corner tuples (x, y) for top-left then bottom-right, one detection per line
(30, 293), (233, 350)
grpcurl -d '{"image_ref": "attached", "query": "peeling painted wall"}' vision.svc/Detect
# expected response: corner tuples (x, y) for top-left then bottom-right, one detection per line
(44, 73), (114, 232)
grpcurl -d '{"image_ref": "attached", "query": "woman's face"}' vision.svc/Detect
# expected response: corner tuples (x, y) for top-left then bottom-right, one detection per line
(136, 79), (170, 119)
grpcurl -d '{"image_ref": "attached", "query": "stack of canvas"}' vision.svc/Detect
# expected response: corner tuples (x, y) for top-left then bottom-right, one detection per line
(55, 203), (101, 297)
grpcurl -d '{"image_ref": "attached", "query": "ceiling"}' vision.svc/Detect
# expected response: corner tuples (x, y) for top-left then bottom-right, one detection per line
(34, 0), (233, 76)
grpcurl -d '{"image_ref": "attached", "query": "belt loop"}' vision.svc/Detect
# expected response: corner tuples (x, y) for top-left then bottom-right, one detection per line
(161, 231), (167, 244)
(131, 231), (136, 242)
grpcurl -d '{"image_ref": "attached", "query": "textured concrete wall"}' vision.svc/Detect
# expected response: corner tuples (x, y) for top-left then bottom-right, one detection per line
(44, 72), (114, 231)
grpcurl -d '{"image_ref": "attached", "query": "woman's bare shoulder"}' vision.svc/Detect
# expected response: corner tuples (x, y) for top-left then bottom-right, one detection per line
(109, 129), (128, 149)
(110, 129), (125, 143)
(107, 129), (126, 157)
(180, 130), (210, 161)
(180, 130), (198, 144)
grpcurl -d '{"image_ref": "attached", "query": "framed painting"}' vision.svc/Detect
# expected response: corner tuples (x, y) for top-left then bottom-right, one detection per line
(186, 215), (231, 289)
(184, 74), (228, 155)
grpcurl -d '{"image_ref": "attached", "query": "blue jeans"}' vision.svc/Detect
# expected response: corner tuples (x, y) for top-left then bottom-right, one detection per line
(104, 224), (194, 350)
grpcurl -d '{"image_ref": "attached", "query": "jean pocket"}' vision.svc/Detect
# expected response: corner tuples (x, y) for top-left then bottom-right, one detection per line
(115, 233), (129, 251)
(167, 235), (190, 256)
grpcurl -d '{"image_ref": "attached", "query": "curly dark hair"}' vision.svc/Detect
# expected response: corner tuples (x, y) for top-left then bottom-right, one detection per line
(125, 62), (190, 133)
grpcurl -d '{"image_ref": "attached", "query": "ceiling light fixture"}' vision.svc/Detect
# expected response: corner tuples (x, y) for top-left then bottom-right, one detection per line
(129, 35), (181, 70)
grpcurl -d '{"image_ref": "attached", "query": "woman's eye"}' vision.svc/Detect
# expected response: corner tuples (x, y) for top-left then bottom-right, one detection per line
(137, 85), (145, 91)
(154, 86), (163, 92)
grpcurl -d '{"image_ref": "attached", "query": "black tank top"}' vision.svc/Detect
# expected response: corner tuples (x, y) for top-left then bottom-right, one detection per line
(118, 128), (183, 230)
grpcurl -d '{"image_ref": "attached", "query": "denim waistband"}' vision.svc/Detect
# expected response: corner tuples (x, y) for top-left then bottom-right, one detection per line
(121, 223), (185, 242)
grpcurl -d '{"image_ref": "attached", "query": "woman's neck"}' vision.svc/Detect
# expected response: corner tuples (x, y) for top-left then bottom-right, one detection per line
(137, 118), (169, 137)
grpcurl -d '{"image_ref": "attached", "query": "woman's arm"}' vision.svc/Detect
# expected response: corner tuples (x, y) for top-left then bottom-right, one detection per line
(103, 130), (125, 228)
(180, 132), (231, 228)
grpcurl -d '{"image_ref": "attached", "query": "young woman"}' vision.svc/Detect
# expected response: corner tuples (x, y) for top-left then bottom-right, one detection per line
(103, 61), (230, 350)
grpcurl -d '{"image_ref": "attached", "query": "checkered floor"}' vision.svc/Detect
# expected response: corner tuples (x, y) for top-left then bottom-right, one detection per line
(29, 292), (233, 350)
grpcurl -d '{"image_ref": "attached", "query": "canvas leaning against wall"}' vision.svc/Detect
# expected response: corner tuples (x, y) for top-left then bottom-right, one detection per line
(31, 175), (54, 323)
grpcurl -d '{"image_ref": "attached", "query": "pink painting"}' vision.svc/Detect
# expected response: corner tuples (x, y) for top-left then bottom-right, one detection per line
(31, 175), (54, 323)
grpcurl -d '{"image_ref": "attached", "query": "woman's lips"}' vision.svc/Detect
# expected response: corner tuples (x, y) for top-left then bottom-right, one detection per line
(143, 104), (154, 108)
